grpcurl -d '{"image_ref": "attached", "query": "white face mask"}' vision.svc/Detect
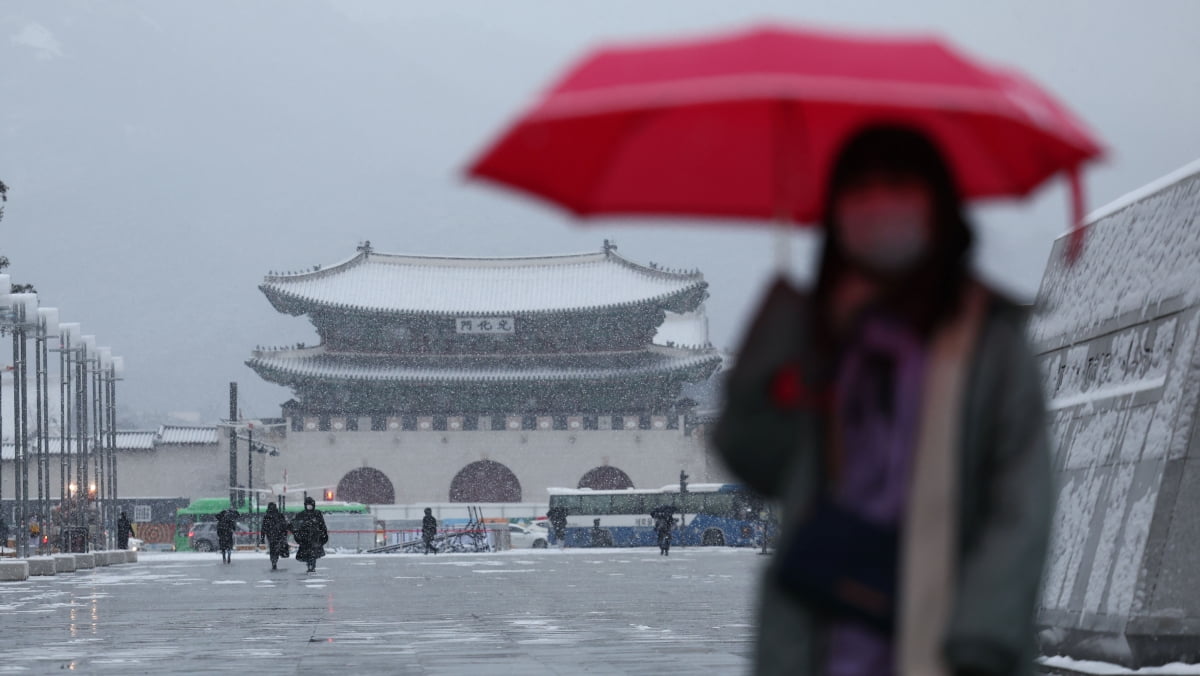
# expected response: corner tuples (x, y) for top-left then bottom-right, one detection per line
(835, 181), (933, 275)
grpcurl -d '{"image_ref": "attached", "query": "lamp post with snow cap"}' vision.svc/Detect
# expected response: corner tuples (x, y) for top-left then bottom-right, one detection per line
(1, 292), (39, 556)
(92, 346), (112, 547)
(54, 321), (82, 520)
(105, 356), (123, 525)
(75, 334), (97, 542)
(34, 307), (58, 537)
(0, 274), (9, 540)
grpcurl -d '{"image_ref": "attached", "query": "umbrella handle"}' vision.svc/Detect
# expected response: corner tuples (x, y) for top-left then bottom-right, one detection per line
(1066, 165), (1086, 265)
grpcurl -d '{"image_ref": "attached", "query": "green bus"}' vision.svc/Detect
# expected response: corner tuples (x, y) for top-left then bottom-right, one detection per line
(174, 497), (369, 551)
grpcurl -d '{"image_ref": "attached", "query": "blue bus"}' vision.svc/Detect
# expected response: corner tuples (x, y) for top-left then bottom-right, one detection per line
(546, 483), (765, 548)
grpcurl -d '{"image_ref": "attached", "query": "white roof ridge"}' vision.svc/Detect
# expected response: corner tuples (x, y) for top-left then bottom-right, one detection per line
(263, 247), (703, 277)
(251, 344), (717, 360)
(1057, 157), (1200, 241)
(257, 245), (707, 315)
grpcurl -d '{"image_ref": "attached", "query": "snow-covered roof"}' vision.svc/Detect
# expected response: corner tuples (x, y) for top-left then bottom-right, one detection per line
(158, 425), (219, 445)
(116, 431), (158, 450)
(652, 309), (711, 349)
(259, 246), (707, 317)
(247, 345), (721, 383)
(1031, 158), (1200, 344)
(0, 425), (220, 459)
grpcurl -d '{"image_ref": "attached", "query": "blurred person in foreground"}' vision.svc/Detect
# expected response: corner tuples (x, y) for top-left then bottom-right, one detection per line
(714, 126), (1053, 676)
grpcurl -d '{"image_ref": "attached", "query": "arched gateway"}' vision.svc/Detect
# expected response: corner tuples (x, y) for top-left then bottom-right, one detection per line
(336, 467), (395, 505)
(577, 466), (634, 490)
(450, 460), (522, 502)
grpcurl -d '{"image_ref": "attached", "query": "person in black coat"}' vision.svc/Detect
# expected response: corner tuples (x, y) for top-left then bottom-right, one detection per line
(258, 502), (289, 570)
(421, 508), (438, 555)
(547, 505), (568, 548)
(651, 505), (675, 556)
(215, 508), (239, 564)
(116, 512), (135, 550)
(290, 497), (328, 573)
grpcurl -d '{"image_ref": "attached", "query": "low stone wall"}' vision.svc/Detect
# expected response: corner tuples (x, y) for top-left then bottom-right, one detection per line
(0, 561), (29, 581)
(1033, 163), (1200, 667)
(26, 557), (56, 576)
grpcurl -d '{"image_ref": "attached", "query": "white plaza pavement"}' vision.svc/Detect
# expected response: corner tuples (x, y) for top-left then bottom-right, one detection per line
(0, 547), (762, 674)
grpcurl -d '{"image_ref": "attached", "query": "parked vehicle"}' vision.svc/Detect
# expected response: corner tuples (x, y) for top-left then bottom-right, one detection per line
(508, 523), (549, 549)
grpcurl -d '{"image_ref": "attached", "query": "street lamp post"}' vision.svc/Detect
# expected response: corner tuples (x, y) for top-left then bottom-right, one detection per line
(77, 334), (95, 541)
(106, 357), (123, 515)
(34, 307), (58, 550)
(55, 322), (81, 533)
(0, 274), (8, 535)
(4, 293), (39, 557)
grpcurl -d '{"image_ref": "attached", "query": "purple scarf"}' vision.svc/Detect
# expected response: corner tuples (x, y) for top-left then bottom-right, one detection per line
(824, 315), (928, 676)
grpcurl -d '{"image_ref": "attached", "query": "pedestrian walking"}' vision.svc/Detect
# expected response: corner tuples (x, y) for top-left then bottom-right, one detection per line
(547, 505), (568, 548)
(714, 126), (1053, 675)
(116, 512), (135, 550)
(650, 505), (675, 556)
(589, 518), (612, 548)
(290, 497), (328, 573)
(28, 518), (41, 554)
(0, 519), (8, 551)
(421, 508), (438, 555)
(215, 507), (239, 564)
(259, 502), (289, 570)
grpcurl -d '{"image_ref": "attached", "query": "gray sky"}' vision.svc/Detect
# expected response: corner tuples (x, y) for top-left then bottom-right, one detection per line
(2, 1), (1198, 422)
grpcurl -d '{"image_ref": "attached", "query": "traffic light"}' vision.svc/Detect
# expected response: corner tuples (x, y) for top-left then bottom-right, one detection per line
(323, 489), (334, 501)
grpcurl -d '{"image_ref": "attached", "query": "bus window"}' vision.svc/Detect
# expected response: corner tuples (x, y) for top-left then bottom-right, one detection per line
(578, 494), (613, 516)
(701, 493), (735, 519)
(678, 493), (703, 514)
(549, 495), (582, 515)
(610, 493), (645, 515)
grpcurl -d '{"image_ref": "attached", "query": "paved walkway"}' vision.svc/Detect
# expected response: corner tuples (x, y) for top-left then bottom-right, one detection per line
(0, 548), (762, 674)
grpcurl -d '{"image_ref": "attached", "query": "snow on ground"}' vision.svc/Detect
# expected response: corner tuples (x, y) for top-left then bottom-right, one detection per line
(1040, 655), (1200, 675)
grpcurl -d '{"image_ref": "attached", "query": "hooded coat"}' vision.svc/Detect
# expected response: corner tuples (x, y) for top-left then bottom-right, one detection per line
(215, 509), (239, 551)
(259, 505), (290, 558)
(290, 504), (328, 563)
(117, 513), (135, 549)
(713, 278), (1052, 676)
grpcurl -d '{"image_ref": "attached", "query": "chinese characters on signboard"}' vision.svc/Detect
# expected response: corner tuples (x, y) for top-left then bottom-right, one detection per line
(456, 317), (516, 335)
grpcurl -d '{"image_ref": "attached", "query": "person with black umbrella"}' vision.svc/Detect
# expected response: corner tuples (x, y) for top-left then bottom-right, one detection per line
(650, 504), (675, 556)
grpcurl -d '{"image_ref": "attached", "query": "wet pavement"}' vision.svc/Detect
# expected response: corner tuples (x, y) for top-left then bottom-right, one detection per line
(0, 548), (761, 674)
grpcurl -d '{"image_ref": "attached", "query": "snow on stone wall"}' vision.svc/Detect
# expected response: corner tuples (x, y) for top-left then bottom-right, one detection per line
(1031, 166), (1200, 345)
(1033, 161), (1200, 666)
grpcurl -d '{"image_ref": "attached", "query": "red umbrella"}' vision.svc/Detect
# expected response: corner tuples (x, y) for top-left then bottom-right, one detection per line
(468, 24), (1104, 256)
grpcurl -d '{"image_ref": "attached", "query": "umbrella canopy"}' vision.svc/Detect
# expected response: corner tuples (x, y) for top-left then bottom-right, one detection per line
(469, 24), (1103, 241)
